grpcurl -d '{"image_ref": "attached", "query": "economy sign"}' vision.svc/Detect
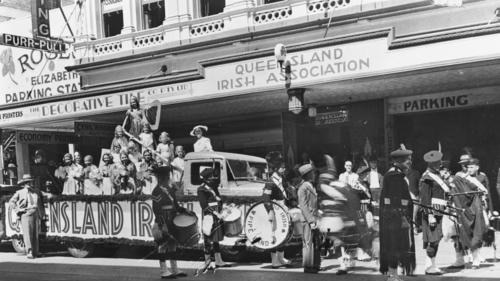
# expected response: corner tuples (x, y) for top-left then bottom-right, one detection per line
(1, 33), (66, 53)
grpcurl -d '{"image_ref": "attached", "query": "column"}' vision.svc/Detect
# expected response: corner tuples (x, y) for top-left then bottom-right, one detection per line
(15, 143), (30, 182)
(122, 0), (141, 34)
(163, 0), (194, 25)
(224, 0), (255, 12)
(80, 0), (102, 40)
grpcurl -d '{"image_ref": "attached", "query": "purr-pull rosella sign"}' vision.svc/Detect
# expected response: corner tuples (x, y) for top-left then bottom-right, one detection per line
(0, 5), (80, 106)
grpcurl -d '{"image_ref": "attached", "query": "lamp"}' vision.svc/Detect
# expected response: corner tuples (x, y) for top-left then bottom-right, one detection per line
(287, 88), (305, 114)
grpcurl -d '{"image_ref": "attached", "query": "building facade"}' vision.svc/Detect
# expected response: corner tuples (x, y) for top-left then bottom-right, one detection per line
(1, 0), (500, 208)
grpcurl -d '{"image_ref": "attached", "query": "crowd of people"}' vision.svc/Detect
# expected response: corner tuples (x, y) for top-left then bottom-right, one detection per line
(28, 122), (215, 197)
(6, 96), (497, 279)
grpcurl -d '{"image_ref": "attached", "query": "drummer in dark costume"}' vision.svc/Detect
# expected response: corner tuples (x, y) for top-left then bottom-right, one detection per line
(263, 151), (293, 268)
(151, 166), (187, 279)
(197, 168), (229, 274)
(379, 145), (415, 281)
(419, 150), (448, 275)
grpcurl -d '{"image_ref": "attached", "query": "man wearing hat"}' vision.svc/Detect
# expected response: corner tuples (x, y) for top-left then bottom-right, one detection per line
(263, 151), (292, 268)
(297, 163), (320, 273)
(9, 174), (46, 259)
(379, 146), (415, 281)
(419, 150), (449, 275)
(456, 154), (471, 178)
(465, 158), (492, 268)
(191, 125), (213, 153)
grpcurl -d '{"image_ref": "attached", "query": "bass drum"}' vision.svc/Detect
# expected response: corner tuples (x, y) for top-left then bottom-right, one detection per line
(244, 202), (292, 250)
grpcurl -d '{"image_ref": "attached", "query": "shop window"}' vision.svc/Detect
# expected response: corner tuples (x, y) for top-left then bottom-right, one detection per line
(143, 0), (165, 29)
(190, 162), (221, 185)
(103, 10), (123, 37)
(200, 0), (225, 17)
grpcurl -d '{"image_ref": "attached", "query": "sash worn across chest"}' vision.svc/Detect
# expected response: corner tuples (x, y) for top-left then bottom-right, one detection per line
(424, 170), (450, 193)
(466, 176), (488, 194)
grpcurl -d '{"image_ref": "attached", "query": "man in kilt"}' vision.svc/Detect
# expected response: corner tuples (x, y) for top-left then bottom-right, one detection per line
(379, 146), (415, 281)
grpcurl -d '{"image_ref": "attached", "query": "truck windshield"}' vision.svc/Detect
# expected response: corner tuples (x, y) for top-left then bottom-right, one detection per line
(226, 160), (266, 180)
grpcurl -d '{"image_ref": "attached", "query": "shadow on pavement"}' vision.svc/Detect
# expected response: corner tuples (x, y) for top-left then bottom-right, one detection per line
(1, 261), (500, 281)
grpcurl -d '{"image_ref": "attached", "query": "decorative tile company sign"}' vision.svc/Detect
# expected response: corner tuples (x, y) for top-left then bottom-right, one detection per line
(0, 82), (193, 126)
(387, 87), (500, 115)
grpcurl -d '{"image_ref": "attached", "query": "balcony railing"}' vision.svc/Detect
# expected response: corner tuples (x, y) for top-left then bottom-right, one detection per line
(73, 0), (430, 64)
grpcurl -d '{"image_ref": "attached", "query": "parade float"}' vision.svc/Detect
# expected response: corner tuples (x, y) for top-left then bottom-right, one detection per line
(1, 151), (301, 258)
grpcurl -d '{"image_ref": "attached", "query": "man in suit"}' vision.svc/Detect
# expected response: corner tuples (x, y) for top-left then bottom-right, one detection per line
(9, 174), (45, 259)
(297, 163), (320, 273)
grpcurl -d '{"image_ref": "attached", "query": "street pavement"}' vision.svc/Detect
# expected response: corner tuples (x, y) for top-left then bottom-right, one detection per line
(0, 233), (499, 281)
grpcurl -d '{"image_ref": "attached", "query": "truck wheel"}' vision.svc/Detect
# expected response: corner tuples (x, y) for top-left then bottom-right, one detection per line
(11, 238), (26, 254)
(67, 242), (95, 258)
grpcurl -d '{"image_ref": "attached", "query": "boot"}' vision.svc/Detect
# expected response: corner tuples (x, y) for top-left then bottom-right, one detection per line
(425, 257), (443, 275)
(159, 260), (175, 279)
(271, 252), (282, 268)
(472, 249), (481, 269)
(387, 267), (403, 281)
(214, 252), (230, 268)
(196, 255), (215, 276)
(356, 247), (371, 261)
(170, 260), (187, 277)
(448, 251), (465, 269)
(277, 251), (292, 266)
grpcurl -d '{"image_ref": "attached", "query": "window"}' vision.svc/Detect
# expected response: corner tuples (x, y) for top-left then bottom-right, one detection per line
(191, 162), (221, 186)
(200, 0), (225, 17)
(143, 0), (165, 29)
(227, 160), (267, 181)
(263, 0), (284, 3)
(103, 10), (123, 37)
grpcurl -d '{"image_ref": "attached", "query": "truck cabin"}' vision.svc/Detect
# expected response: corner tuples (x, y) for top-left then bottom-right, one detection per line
(183, 151), (267, 197)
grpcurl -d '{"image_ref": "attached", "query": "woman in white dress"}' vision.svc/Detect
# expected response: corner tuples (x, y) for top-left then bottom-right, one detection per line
(99, 153), (116, 195)
(83, 155), (102, 195)
(190, 125), (213, 153)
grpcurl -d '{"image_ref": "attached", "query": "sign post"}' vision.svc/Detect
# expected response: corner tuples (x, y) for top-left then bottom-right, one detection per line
(0, 33), (66, 53)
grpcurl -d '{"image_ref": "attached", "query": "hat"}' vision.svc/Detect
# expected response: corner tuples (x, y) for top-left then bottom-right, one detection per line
(423, 150), (443, 163)
(298, 164), (314, 176)
(18, 174), (34, 185)
(468, 158), (480, 166)
(458, 154), (471, 165)
(265, 151), (284, 169)
(190, 125), (208, 136)
(439, 160), (450, 170)
(390, 144), (413, 158)
(200, 167), (215, 179)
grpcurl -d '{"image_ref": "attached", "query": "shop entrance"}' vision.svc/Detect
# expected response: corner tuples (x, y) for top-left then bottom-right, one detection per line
(284, 100), (385, 172)
(394, 105), (500, 211)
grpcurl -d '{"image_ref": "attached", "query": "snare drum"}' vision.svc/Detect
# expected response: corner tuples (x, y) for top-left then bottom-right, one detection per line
(244, 202), (292, 250)
(173, 211), (200, 246)
(222, 207), (243, 237)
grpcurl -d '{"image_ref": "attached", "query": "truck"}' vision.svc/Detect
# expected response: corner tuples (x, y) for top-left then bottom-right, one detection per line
(1, 151), (300, 259)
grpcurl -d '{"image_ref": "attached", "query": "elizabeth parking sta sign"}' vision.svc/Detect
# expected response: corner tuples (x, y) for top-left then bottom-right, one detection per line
(0, 33), (66, 53)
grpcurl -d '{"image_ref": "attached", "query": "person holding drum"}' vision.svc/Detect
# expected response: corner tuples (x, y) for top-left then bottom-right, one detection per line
(297, 163), (321, 273)
(379, 145), (416, 281)
(197, 167), (230, 274)
(152, 166), (188, 279)
(263, 151), (293, 268)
